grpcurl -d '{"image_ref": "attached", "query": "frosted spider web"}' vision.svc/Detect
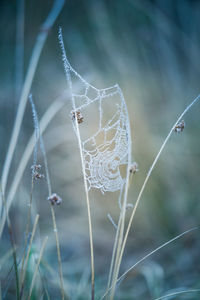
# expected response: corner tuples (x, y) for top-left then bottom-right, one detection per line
(59, 29), (132, 195)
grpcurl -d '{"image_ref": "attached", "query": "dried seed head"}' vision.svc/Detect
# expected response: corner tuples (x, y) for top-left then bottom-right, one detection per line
(34, 173), (45, 180)
(72, 110), (84, 124)
(31, 164), (44, 180)
(47, 193), (62, 206)
(174, 120), (185, 133)
(129, 162), (139, 174)
(31, 164), (41, 171)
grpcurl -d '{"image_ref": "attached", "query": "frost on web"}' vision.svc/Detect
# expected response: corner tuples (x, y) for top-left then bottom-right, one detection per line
(59, 30), (131, 195)
(69, 69), (131, 194)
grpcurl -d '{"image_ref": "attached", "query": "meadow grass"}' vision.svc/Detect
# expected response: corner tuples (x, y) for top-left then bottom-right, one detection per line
(1, 1), (200, 300)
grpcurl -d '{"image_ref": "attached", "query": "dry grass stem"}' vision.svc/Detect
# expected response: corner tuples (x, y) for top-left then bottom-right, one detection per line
(29, 94), (66, 300)
(105, 93), (200, 299)
(20, 178), (34, 288)
(0, 95), (66, 237)
(20, 214), (39, 297)
(101, 227), (199, 299)
(0, 0), (65, 215)
(59, 27), (95, 299)
(0, 184), (20, 300)
(154, 289), (200, 300)
(50, 206), (65, 300)
(27, 236), (48, 300)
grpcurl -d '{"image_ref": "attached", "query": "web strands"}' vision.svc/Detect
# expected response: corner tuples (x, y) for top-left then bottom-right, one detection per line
(69, 67), (130, 194)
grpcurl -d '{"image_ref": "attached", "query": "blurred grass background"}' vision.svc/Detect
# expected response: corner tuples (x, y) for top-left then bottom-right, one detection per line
(0, 0), (200, 299)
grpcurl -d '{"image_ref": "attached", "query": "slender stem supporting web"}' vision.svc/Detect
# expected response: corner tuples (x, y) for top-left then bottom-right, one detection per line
(70, 76), (95, 300)
(108, 87), (132, 300)
(58, 28), (95, 300)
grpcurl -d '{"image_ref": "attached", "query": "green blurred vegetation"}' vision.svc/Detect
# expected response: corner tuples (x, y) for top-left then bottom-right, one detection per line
(0, 0), (200, 299)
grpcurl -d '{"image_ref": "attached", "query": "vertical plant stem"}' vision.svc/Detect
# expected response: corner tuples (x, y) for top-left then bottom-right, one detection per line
(29, 95), (66, 300)
(27, 236), (48, 300)
(70, 100), (95, 299)
(0, 96), (66, 238)
(0, 0), (65, 215)
(77, 129), (95, 299)
(107, 188), (123, 292)
(19, 93), (40, 287)
(0, 184), (20, 300)
(50, 206), (65, 300)
(107, 213), (122, 293)
(20, 214), (39, 298)
(59, 28), (95, 299)
(108, 87), (132, 299)
(20, 178), (34, 283)
(109, 173), (130, 299)
(59, 28), (95, 300)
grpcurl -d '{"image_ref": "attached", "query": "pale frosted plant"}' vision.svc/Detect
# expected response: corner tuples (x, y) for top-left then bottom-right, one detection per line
(59, 27), (132, 299)
(58, 26), (200, 300)
(59, 35), (132, 196)
(27, 95), (65, 300)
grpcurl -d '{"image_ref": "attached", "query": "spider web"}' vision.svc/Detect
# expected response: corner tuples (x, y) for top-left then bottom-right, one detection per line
(59, 30), (131, 195)
(71, 74), (131, 194)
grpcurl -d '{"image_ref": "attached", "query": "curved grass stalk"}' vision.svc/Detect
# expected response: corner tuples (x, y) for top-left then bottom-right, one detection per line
(154, 289), (200, 300)
(116, 94), (200, 285)
(104, 93), (200, 299)
(0, 0), (65, 216)
(101, 226), (199, 299)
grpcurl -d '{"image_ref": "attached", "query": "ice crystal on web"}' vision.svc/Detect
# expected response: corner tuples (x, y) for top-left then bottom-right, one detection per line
(59, 28), (132, 195)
